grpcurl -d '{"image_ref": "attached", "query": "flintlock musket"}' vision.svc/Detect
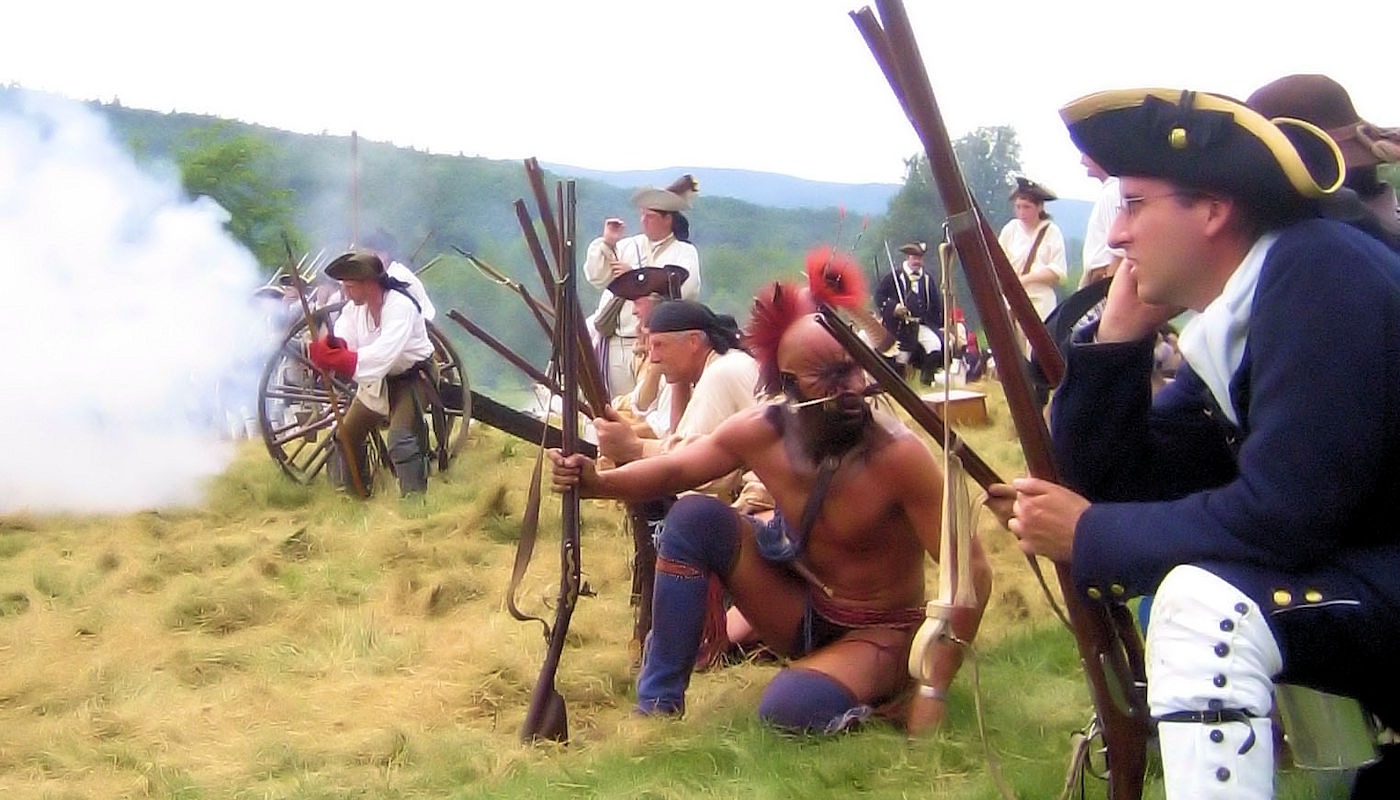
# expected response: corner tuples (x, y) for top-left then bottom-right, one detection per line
(522, 159), (610, 414)
(850, 4), (1148, 798)
(281, 235), (367, 498)
(452, 246), (557, 340)
(443, 309), (585, 416)
(520, 180), (584, 743)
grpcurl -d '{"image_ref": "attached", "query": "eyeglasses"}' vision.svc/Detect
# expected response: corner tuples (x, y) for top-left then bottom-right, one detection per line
(1119, 192), (1200, 219)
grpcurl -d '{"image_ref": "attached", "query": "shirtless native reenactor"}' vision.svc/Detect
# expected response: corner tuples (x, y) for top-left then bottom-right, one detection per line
(550, 261), (990, 734)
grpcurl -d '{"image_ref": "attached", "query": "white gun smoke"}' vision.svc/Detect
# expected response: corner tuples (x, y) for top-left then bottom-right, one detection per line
(0, 90), (269, 513)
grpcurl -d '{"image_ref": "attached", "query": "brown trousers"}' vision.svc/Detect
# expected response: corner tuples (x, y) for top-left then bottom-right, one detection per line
(333, 369), (428, 494)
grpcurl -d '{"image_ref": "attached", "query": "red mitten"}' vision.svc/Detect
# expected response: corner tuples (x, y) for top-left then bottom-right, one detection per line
(309, 336), (358, 377)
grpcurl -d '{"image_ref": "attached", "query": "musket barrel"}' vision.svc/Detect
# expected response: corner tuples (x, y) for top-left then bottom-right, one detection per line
(854, 6), (1147, 797)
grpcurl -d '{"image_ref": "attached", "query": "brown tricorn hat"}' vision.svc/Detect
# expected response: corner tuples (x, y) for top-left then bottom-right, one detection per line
(630, 174), (700, 212)
(1247, 74), (1400, 169)
(606, 265), (690, 301)
(898, 241), (928, 256)
(324, 250), (386, 281)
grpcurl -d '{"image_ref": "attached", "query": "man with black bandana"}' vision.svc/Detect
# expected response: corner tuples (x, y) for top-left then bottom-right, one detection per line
(592, 299), (759, 492)
(550, 273), (991, 734)
(590, 298), (761, 663)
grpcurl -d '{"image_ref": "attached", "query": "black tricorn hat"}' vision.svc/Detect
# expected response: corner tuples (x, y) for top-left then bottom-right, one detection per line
(1009, 175), (1057, 203)
(324, 250), (386, 281)
(1061, 88), (1344, 208)
(607, 265), (690, 301)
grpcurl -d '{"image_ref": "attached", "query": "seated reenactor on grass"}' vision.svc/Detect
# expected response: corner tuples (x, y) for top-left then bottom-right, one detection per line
(549, 267), (991, 735)
(1004, 88), (1400, 798)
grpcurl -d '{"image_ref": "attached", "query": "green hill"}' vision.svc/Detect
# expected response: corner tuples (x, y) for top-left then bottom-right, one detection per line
(67, 92), (873, 398)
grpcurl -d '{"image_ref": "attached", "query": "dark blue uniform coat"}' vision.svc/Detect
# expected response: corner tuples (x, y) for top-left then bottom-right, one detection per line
(1051, 218), (1400, 726)
(875, 268), (943, 375)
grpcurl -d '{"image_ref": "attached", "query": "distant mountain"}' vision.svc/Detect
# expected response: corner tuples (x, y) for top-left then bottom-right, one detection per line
(541, 163), (900, 216)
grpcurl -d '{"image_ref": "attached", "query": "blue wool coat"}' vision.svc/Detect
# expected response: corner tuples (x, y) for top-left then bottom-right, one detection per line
(875, 268), (944, 351)
(1051, 218), (1400, 723)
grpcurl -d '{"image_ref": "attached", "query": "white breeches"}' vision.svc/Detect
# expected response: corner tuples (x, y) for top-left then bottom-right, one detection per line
(1147, 565), (1283, 800)
(601, 335), (639, 397)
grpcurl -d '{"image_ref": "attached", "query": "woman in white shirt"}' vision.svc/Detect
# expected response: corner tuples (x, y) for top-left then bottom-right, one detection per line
(997, 175), (1068, 321)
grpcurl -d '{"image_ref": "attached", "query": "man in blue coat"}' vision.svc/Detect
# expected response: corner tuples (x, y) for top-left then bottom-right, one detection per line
(1004, 89), (1400, 798)
(876, 241), (944, 384)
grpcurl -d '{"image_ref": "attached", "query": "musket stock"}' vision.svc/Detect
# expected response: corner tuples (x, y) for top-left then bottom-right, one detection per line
(852, 4), (1147, 797)
(854, 12), (1062, 385)
(525, 158), (564, 273)
(516, 193), (609, 407)
(521, 161), (609, 414)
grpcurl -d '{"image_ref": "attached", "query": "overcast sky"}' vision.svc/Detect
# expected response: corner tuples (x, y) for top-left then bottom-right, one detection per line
(4, 0), (1393, 201)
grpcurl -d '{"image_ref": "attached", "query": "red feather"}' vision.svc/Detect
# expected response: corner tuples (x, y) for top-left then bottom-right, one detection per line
(804, 246), (868, 311)
(744, 281), (815, 397)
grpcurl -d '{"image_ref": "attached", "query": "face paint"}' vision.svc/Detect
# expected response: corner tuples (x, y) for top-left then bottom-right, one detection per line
(775, 315), (878, 459)
(787, 385), (877, 460)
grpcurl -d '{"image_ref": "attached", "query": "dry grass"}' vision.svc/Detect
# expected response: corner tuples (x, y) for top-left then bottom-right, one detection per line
(0, 380), (1080, 799)
(5, 381), (1331, 799)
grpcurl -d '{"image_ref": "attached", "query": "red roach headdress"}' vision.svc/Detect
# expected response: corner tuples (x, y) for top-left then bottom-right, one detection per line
(744, 246), (868, 397)
(804, 245), (869, 310)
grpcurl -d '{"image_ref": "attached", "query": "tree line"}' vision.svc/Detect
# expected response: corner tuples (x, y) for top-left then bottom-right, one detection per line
(83, 93), (1040, 395)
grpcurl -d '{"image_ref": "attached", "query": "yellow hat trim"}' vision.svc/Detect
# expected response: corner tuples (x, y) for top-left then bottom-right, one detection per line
(1061, 88), (1345, 198)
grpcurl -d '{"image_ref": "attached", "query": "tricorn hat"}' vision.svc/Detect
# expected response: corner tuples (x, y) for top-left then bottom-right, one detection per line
(606, 265), (690, 301)
(1061, 88), (1344, 207)
(898, 241), (929, 256)
(1009, 175), (1057, 203)
(324, 250), (386, 281)
(630, 174), (700, 213)
(1247, 74), (1400, 169)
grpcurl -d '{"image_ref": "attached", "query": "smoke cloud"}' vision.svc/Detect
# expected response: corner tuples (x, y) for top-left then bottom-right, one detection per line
(0, 90), (269, 513)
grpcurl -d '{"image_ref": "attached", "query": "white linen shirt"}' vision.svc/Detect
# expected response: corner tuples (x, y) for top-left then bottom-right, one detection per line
(639, 348), (759, 459)
(332, 289), (435, 385)
(385, 261), (436, 322)
(998, 218), (1068, 320)
(1080, 177), (1124, 287)
(584, 233), (701, 338)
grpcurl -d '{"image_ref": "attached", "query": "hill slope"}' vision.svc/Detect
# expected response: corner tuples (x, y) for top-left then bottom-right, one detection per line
(541, 163), (900, 216)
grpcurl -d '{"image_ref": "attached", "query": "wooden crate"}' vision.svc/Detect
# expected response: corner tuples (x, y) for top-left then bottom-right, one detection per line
(920, 388), (989, 427)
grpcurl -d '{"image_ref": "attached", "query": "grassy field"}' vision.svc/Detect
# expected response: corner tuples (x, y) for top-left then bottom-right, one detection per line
(0, 380), (1326, 799)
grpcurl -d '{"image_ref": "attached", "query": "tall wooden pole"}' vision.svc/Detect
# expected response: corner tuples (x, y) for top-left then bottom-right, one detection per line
(350, 130), (360, 246)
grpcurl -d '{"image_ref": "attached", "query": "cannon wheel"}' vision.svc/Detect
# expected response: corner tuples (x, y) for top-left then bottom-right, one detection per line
(256, 310), (471, 486)
(425, 322), (472, 467)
